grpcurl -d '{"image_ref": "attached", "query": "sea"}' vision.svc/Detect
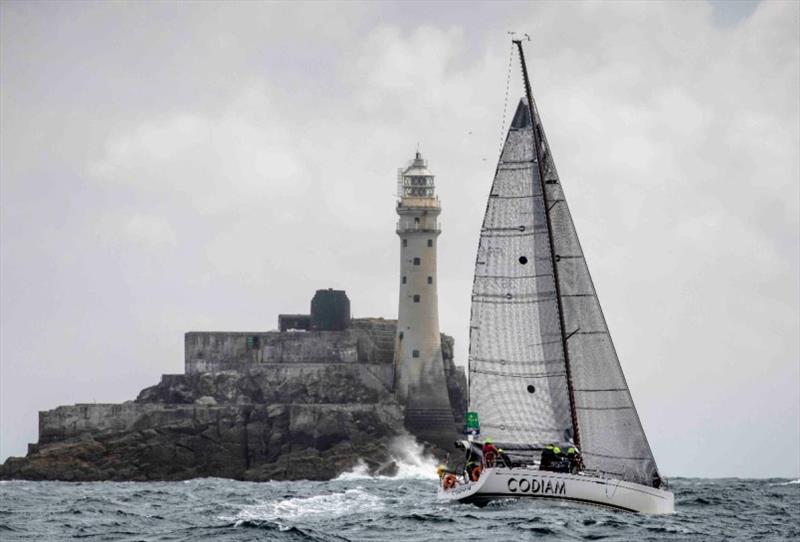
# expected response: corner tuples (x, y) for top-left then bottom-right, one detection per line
(1, 440), (798, 541)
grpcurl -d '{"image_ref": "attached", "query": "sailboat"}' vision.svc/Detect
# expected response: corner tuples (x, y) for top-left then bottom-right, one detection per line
(437, 40), (674, 514)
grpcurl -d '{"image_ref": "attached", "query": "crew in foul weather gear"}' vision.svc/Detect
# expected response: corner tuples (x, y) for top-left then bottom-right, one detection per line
(496, 448), (512, 468)
(540, 444), (560, 471)
(482, 438), (499, 467)
(567, 446), (584, 474)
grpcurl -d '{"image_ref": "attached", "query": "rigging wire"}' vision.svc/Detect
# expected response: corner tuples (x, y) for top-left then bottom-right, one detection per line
(497, 41), (515, 160)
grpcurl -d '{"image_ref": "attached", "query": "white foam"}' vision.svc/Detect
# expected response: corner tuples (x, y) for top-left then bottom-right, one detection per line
(772, 479), (800, 486)
(388, 434), (439, 480)
(225, 487), (384, 526)
(333, 460), (372, 481)
(333, 434), (439, 481)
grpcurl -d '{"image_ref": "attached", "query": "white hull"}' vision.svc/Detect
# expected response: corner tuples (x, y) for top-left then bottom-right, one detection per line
(438, 467), (674, 514)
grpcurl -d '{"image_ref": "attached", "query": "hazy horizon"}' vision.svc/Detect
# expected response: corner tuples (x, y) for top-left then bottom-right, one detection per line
(1, 0), (798, 479)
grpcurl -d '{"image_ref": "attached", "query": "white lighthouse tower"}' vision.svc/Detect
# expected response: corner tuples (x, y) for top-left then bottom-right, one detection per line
(395, 151), (456, 440)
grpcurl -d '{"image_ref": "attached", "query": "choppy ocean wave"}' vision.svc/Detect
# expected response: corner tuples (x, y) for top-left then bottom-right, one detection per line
(0, 476), (797, 540)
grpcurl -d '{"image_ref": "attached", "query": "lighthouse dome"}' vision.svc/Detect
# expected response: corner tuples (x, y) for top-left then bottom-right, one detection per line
(403, 151), (434, 177)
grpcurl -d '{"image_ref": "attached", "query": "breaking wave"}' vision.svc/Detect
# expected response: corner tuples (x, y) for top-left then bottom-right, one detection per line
(333, 461), (372, 481)
(334, 434), (438, 481)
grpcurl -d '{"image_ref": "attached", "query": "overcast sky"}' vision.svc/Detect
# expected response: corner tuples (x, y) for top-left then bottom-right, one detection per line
(1, 0), (798, 479)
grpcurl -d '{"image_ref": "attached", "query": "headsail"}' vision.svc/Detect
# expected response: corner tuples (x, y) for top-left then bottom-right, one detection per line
(468, 41), (661, 486)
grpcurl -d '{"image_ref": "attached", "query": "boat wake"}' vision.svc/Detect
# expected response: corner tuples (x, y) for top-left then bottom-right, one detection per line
(334, 434), (438, 481)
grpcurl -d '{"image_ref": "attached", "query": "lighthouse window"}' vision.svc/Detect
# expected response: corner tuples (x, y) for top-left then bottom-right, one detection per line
(427, 276), (432, 284)
(527, 384), (536, 394)
(413, 295), (420, 303)
(414, 217), (420, 224)
(402, 276), (407, 284)
(412, 350), (420, 358)
(403, 239), (407, 247)
(427, 239), (433, 247)
(413, 257), (420, 265)
(519, 256), (528, 265)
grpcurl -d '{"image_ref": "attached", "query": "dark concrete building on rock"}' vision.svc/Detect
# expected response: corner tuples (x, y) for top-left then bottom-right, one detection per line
(185, 285), (465, 446)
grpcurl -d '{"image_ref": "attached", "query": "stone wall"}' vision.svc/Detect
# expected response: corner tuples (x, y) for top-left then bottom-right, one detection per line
(185, 318), (397, 373)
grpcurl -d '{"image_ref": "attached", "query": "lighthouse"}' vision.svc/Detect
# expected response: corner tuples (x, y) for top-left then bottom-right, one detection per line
(395, 151), (456, 441)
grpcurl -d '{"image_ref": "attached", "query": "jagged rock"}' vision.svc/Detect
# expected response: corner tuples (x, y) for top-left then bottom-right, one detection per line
(135, 364), (394, 406)
(441, 334), (468, 424)
(0, 403), (405, 481)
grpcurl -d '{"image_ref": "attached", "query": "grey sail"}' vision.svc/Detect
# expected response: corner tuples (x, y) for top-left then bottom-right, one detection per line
(469, 90), (661, 485)
(469, 100), (574, 449)
(533, 99), (660, 486)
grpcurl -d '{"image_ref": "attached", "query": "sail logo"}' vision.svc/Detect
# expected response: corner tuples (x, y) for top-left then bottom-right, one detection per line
(507, 477), (566, 495)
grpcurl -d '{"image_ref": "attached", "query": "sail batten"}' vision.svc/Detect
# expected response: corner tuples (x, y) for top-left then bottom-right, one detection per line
(468, 42), (661, 487)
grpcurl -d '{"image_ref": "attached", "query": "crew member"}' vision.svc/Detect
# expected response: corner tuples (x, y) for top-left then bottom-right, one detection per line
(540, 443), (561, 471)
(465, 456), (482, 481)
(482, 437), (499, 468)
(464, 442), (481, 482)
(566, 447), (583, 473)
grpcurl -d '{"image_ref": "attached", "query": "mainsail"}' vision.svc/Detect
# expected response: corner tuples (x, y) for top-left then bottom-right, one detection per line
(468, 42), (661, 486)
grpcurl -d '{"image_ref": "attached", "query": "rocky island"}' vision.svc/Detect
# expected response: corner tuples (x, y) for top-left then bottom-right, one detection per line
(3, 153), (467, 482)
(0, 290), (467, 481)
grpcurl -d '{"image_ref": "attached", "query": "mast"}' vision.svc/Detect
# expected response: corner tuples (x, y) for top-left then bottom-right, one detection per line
(513, 39), (581, 449)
